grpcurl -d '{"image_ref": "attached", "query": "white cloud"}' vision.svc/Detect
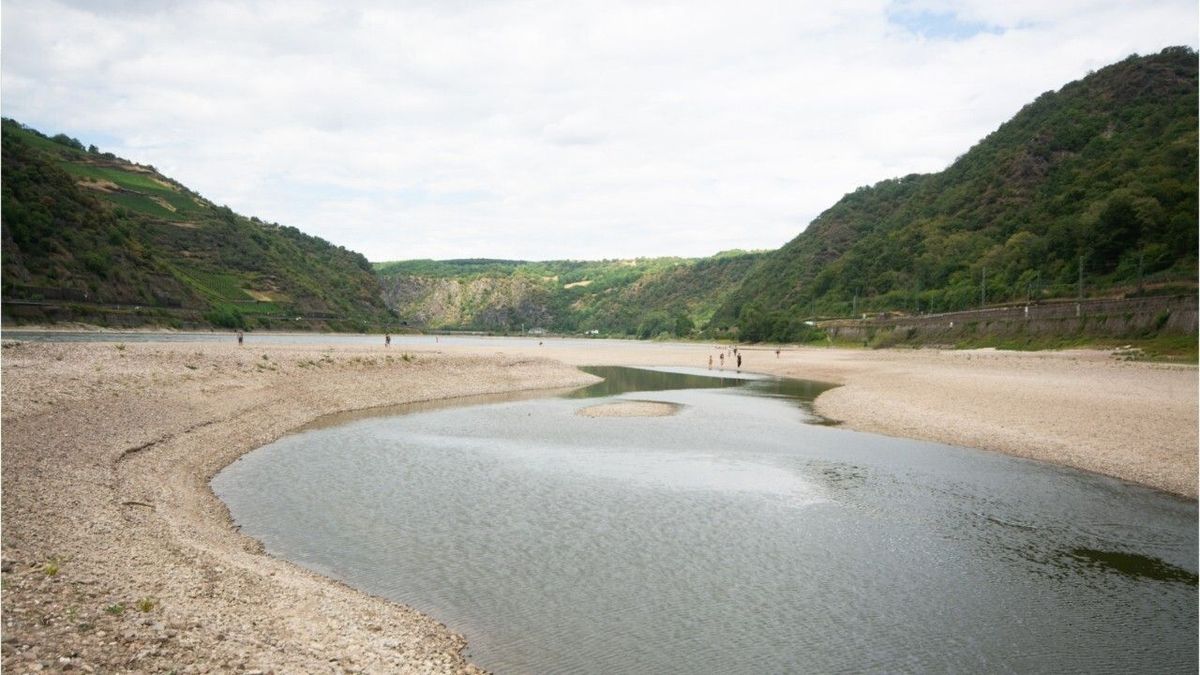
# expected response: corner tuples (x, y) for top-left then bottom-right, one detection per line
(2, 0), (1196, 261)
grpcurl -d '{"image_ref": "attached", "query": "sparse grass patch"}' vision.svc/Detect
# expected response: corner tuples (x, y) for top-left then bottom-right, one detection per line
(43, 558), (61, 577)
(946, 332), (1198, 363)
(1118, 334), (1199, 363)
(105, 603), (125, 616)
(136, 596), (156, 613)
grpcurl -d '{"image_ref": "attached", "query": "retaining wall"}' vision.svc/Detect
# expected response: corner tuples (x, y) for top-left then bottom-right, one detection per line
(821, 295), (1197, 345)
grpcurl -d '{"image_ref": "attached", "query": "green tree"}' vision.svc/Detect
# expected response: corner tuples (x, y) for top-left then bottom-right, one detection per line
(673, 313), (695, 337)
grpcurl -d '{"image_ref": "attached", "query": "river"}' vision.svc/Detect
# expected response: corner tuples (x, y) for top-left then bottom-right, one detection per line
(212, 366), (1197, 674)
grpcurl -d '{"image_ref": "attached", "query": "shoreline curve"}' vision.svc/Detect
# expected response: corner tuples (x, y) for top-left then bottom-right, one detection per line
(2, 340), (597, 673)
(3, 337), (1195, 673)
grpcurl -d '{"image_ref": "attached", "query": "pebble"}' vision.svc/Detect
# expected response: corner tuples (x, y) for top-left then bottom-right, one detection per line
(0, 342), (607, 674)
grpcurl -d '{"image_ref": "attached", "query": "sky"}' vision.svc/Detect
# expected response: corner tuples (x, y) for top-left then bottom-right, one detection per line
(2, 1), (1196, 262)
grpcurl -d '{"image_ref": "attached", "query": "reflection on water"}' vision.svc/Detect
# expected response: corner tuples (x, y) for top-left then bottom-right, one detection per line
(1, 329), (687, 351)
(565, 365), (752, 398)
(568, 366), (836, 424)
(1067, 548), (1199, 585)
(214, 366), (1199, 674)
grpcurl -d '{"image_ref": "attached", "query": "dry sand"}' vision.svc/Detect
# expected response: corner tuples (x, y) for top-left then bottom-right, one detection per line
(1, 340), (596, 674)
(576, 400), (681, 417)
(1, 336), (1196, 673)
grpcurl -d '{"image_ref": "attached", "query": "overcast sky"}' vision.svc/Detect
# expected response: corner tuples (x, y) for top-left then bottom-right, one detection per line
(3, 1), (1196, 262)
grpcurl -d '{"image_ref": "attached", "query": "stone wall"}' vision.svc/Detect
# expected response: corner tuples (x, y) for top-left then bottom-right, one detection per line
(821, 295), (1198, 345)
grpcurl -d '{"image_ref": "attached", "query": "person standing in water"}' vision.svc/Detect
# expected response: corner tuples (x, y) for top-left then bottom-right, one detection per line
(385, 333), (391, 347)
(237, 330), (243, 346)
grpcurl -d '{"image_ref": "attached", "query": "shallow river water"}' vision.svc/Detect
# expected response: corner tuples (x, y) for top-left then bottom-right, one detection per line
(213, 366), (1197, 674)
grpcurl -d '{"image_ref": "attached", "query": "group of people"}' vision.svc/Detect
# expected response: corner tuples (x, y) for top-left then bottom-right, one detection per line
(704, 345), (786, 372)
(708, 345), (742, 372)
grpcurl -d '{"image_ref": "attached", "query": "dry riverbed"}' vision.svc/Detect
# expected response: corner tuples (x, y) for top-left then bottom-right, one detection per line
(1, 337), (1195, 673)
(1, 340), (595, 674)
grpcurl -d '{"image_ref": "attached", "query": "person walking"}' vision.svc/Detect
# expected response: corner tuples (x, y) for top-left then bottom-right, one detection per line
(708, 354), (713, 370)
(736, 352), (742, 372)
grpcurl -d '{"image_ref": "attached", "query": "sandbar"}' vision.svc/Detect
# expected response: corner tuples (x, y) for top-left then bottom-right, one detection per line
(576, 400), (681, 417)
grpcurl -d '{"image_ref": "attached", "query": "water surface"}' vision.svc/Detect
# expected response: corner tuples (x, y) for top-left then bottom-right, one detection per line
(213, 366), (1197, 674)
(2, 329), (672, 352)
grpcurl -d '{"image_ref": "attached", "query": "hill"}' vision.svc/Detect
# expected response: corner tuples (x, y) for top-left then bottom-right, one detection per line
(375, 252), (762, 337)
(1, 119), (392, 330)
(7, 48), (1194, 342)
(717, 47), (1198, 341)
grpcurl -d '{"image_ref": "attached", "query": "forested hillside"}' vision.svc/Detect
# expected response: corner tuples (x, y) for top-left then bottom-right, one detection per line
(376, 252), (761, 337)
(1, 119), (392, 330)
(376, 49), (1196, 342)
(716, 47), (1197, 340)
(6, 49), (1194, 341)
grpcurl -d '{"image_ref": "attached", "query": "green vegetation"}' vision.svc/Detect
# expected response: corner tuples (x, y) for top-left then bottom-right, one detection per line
(946, 333), (1197, 362)
(376, 50), (1195, 344)
(1, 118), (393, 330)
(4, 49), (1194, 346)
(375, 253), (762, 336)
(714, 48), (1198, 340)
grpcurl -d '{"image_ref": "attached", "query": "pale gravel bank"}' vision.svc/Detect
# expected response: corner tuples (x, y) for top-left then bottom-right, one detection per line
(2, 337), (1196, 674)
(576, 400), (681, 417)
(1, 340), (596, 674)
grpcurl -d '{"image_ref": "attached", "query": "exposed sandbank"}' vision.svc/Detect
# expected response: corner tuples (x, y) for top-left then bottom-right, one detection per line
(1, 341), (596, 673)
(576, 400), (681, 417)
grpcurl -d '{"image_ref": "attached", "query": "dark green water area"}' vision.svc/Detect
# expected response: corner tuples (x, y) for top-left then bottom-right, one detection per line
(214, 366), (1198, 674)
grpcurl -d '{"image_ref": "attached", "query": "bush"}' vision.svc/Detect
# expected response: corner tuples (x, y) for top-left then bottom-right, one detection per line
(82, 251), (112, 278)
(203, 304), (245, 329)
(50, 133), (84, 150)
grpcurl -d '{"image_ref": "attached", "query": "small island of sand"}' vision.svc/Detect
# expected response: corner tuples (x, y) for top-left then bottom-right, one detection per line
(576, 400), (681, 417)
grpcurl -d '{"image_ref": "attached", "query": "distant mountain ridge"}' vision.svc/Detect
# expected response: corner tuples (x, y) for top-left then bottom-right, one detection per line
(375, 253), (762, 337)
(715, 46), (1197, 340)
(1, 119), (393, 330)
(4, 48), (1195, 341)
(376, 48), (1196, 341)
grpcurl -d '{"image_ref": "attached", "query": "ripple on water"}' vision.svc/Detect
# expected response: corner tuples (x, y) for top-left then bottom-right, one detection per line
(214, 366), (1199, 674)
